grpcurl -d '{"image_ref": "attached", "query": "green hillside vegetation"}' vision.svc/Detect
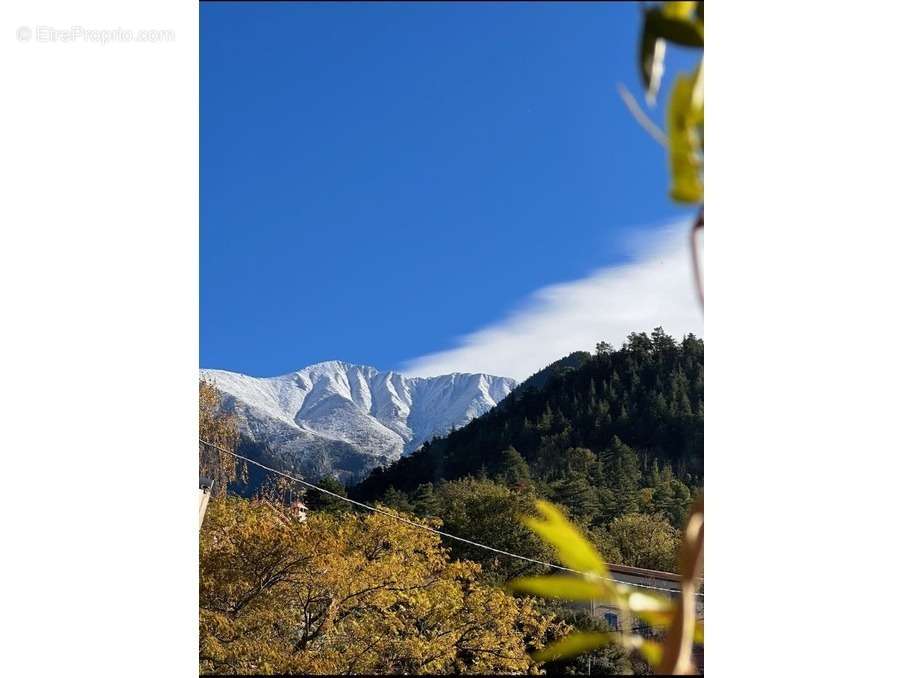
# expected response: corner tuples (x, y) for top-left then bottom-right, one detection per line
(509, 350), (592, 397)
(352, 329), (702, 576)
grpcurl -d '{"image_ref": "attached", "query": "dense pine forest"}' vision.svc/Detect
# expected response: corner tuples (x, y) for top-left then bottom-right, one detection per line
(352, 329), (703, 575)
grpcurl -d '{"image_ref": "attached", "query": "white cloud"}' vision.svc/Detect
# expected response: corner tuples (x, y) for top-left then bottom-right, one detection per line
(401, 222), (703, 381)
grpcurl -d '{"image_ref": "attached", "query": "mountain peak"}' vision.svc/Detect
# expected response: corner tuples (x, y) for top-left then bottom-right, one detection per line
(200, 363), (516, 483)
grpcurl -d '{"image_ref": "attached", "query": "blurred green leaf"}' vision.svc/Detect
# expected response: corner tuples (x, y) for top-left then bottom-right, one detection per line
(509, 575), (610, 602)
(533, 632), (614, 663)
(667, 64), (704, 203)
(524, 500), (609, 576)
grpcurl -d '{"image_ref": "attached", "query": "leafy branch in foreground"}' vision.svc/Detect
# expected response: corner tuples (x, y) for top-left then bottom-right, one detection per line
(630, 1), (704, 204)
(509, 499), (703, 674)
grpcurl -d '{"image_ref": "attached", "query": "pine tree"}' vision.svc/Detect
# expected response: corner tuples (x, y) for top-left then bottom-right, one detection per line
(411, 482), (439, 516)
(595, 340), (614, 355)
(496, 446), (532, 488)
(552, 474), (601, 521)
(600, 436), (641, 515)
(381, 485), (414, 513)
(306, 475), (350, 513)
(652, 325), (677, 354)
(537, 404), (554, 432)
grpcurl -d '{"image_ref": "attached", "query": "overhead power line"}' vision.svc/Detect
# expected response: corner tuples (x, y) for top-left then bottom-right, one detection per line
(199, 439), (703, 598)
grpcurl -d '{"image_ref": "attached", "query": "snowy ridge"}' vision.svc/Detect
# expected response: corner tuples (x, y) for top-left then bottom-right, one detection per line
(201, 361), (516, 483)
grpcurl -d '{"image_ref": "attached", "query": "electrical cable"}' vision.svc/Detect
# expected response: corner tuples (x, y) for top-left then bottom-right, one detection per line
(200, 438), (704, 598)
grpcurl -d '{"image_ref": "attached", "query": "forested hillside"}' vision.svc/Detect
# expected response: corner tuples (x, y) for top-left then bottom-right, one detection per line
(352, 329), (703, 574)
(508, 350), (592, 397)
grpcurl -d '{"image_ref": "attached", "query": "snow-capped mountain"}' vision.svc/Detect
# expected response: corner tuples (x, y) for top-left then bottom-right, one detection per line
(201, 361), (516, 484)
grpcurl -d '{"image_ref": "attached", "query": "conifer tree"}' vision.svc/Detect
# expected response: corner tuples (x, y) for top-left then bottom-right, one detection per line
(306, 475), (349, 513)
(551, 474), (601, 522)
(381, 485), (414, 513)
(411, 482), (439, 516)
(496, 446), (532, 488)
(600, 436), (642, 515)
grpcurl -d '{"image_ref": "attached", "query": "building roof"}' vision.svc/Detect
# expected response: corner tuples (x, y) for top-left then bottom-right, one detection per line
(608, 562), (703, 586)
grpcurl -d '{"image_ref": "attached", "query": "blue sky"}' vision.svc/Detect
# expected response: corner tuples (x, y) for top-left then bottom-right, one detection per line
(201, 2), (700, 379)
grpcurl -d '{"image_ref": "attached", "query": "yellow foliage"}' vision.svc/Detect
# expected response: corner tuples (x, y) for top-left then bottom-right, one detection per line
(199, 380), (241, 496)
(523, 500), (609, 577)
(667, 65), (704, 204)
(200, 497), (559, 675)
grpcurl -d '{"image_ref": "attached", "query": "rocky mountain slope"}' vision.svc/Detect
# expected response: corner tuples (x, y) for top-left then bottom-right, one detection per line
(201, 361), (516, 483)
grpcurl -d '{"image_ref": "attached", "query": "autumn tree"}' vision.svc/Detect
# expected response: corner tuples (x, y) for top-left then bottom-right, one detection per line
(200, 496), (560, 675)
(199, 379), (241, 496)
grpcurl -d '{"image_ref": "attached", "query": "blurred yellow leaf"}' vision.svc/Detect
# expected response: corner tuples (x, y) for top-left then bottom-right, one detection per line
(518, 499), (703, 672)
(667, 64), (704, 203)
(633, 607), (703, 633)
(638, 639), (664, 666)
(635, 608), (673, 627)
(523, 500), (609, 576)
(623, 587), (674, 613)
(533, 632), (614, 663)
(509, 575), (610, 602)
(662, 2), (697, 21)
